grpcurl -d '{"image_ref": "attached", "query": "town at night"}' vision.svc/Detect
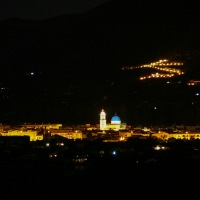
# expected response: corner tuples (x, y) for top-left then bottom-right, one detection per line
(0, 0), (200, 199)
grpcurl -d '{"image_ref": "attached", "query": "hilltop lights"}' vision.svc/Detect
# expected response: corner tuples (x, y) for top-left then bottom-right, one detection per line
(122, 59), (184, 80)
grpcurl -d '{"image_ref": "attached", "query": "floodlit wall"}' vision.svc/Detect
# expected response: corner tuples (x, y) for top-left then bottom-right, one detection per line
(51, 129), (82, 140)
(1, 130), (43, 141)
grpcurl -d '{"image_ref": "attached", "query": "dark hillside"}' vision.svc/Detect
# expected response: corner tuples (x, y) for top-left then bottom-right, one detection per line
(0, 0), (199, 124)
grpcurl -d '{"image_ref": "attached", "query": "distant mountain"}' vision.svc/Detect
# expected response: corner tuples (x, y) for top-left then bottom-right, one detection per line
(0, 0), (200, 125)
(0, 0), (199, 78)
(85, 0), (200, 62)
(87, 0), (200, 21)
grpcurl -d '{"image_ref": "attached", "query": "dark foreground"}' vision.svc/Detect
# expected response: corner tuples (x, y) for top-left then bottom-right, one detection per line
(1, 150), (200, 200)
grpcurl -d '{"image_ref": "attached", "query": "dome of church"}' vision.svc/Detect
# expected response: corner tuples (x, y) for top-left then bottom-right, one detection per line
(111, 115), (121, 124)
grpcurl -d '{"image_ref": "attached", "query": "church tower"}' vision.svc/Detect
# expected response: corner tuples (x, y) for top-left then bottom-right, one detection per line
(100, 109), (106, 130)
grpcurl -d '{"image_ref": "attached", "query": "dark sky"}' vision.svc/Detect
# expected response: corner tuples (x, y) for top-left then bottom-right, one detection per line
(0, 0), (110, 21)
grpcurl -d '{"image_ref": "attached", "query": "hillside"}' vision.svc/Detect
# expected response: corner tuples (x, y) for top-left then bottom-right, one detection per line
(0, 0), (199, 125)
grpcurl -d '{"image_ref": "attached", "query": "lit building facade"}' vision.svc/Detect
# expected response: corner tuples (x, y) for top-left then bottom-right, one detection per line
(100, 109), (106, 130)
(152, 131), (200, 140)
(50, 129), (82, 140)
(22, 124), (62, 130)
(1, 130), (43, 141)
(100, 109), (126, 131)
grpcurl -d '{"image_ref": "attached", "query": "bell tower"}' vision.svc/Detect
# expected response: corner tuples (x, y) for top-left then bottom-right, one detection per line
(100, 109), (106, 130)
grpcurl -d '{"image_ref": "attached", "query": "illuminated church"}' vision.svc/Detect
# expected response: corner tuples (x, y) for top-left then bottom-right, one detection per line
(99, 109), (126, 131)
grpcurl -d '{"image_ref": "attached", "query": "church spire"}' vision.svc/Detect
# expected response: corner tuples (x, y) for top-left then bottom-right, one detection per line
(100, 109), (106, 130)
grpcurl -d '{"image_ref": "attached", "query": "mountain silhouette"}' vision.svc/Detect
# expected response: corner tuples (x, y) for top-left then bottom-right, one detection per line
(0, 0), (199, 76)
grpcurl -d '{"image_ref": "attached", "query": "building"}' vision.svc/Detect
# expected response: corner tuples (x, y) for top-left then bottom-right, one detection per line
(152, 131), (200, 141)
(100, 109), (106, 130)
(0, 130), (43, 141)
(22, 123), (62, 130)
(50, 129), (82, 140)
(99, 109), (127, 131)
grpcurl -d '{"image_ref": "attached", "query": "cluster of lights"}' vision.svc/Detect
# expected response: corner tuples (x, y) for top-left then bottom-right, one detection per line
(73, 155), (88, 163)
(153, 145), (170, 151)
(187, 80), (200, 86)
(122, 59), (184, 80)
(140, 72), (175, 80)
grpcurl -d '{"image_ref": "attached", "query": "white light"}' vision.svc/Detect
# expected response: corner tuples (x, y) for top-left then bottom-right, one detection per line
(154, 145), (161, 150)
(112, 151), (116, 155)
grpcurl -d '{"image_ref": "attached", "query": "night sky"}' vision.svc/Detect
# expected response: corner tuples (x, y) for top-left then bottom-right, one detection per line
(1, 0), (199, 21)
(0, 0), (110, 21)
